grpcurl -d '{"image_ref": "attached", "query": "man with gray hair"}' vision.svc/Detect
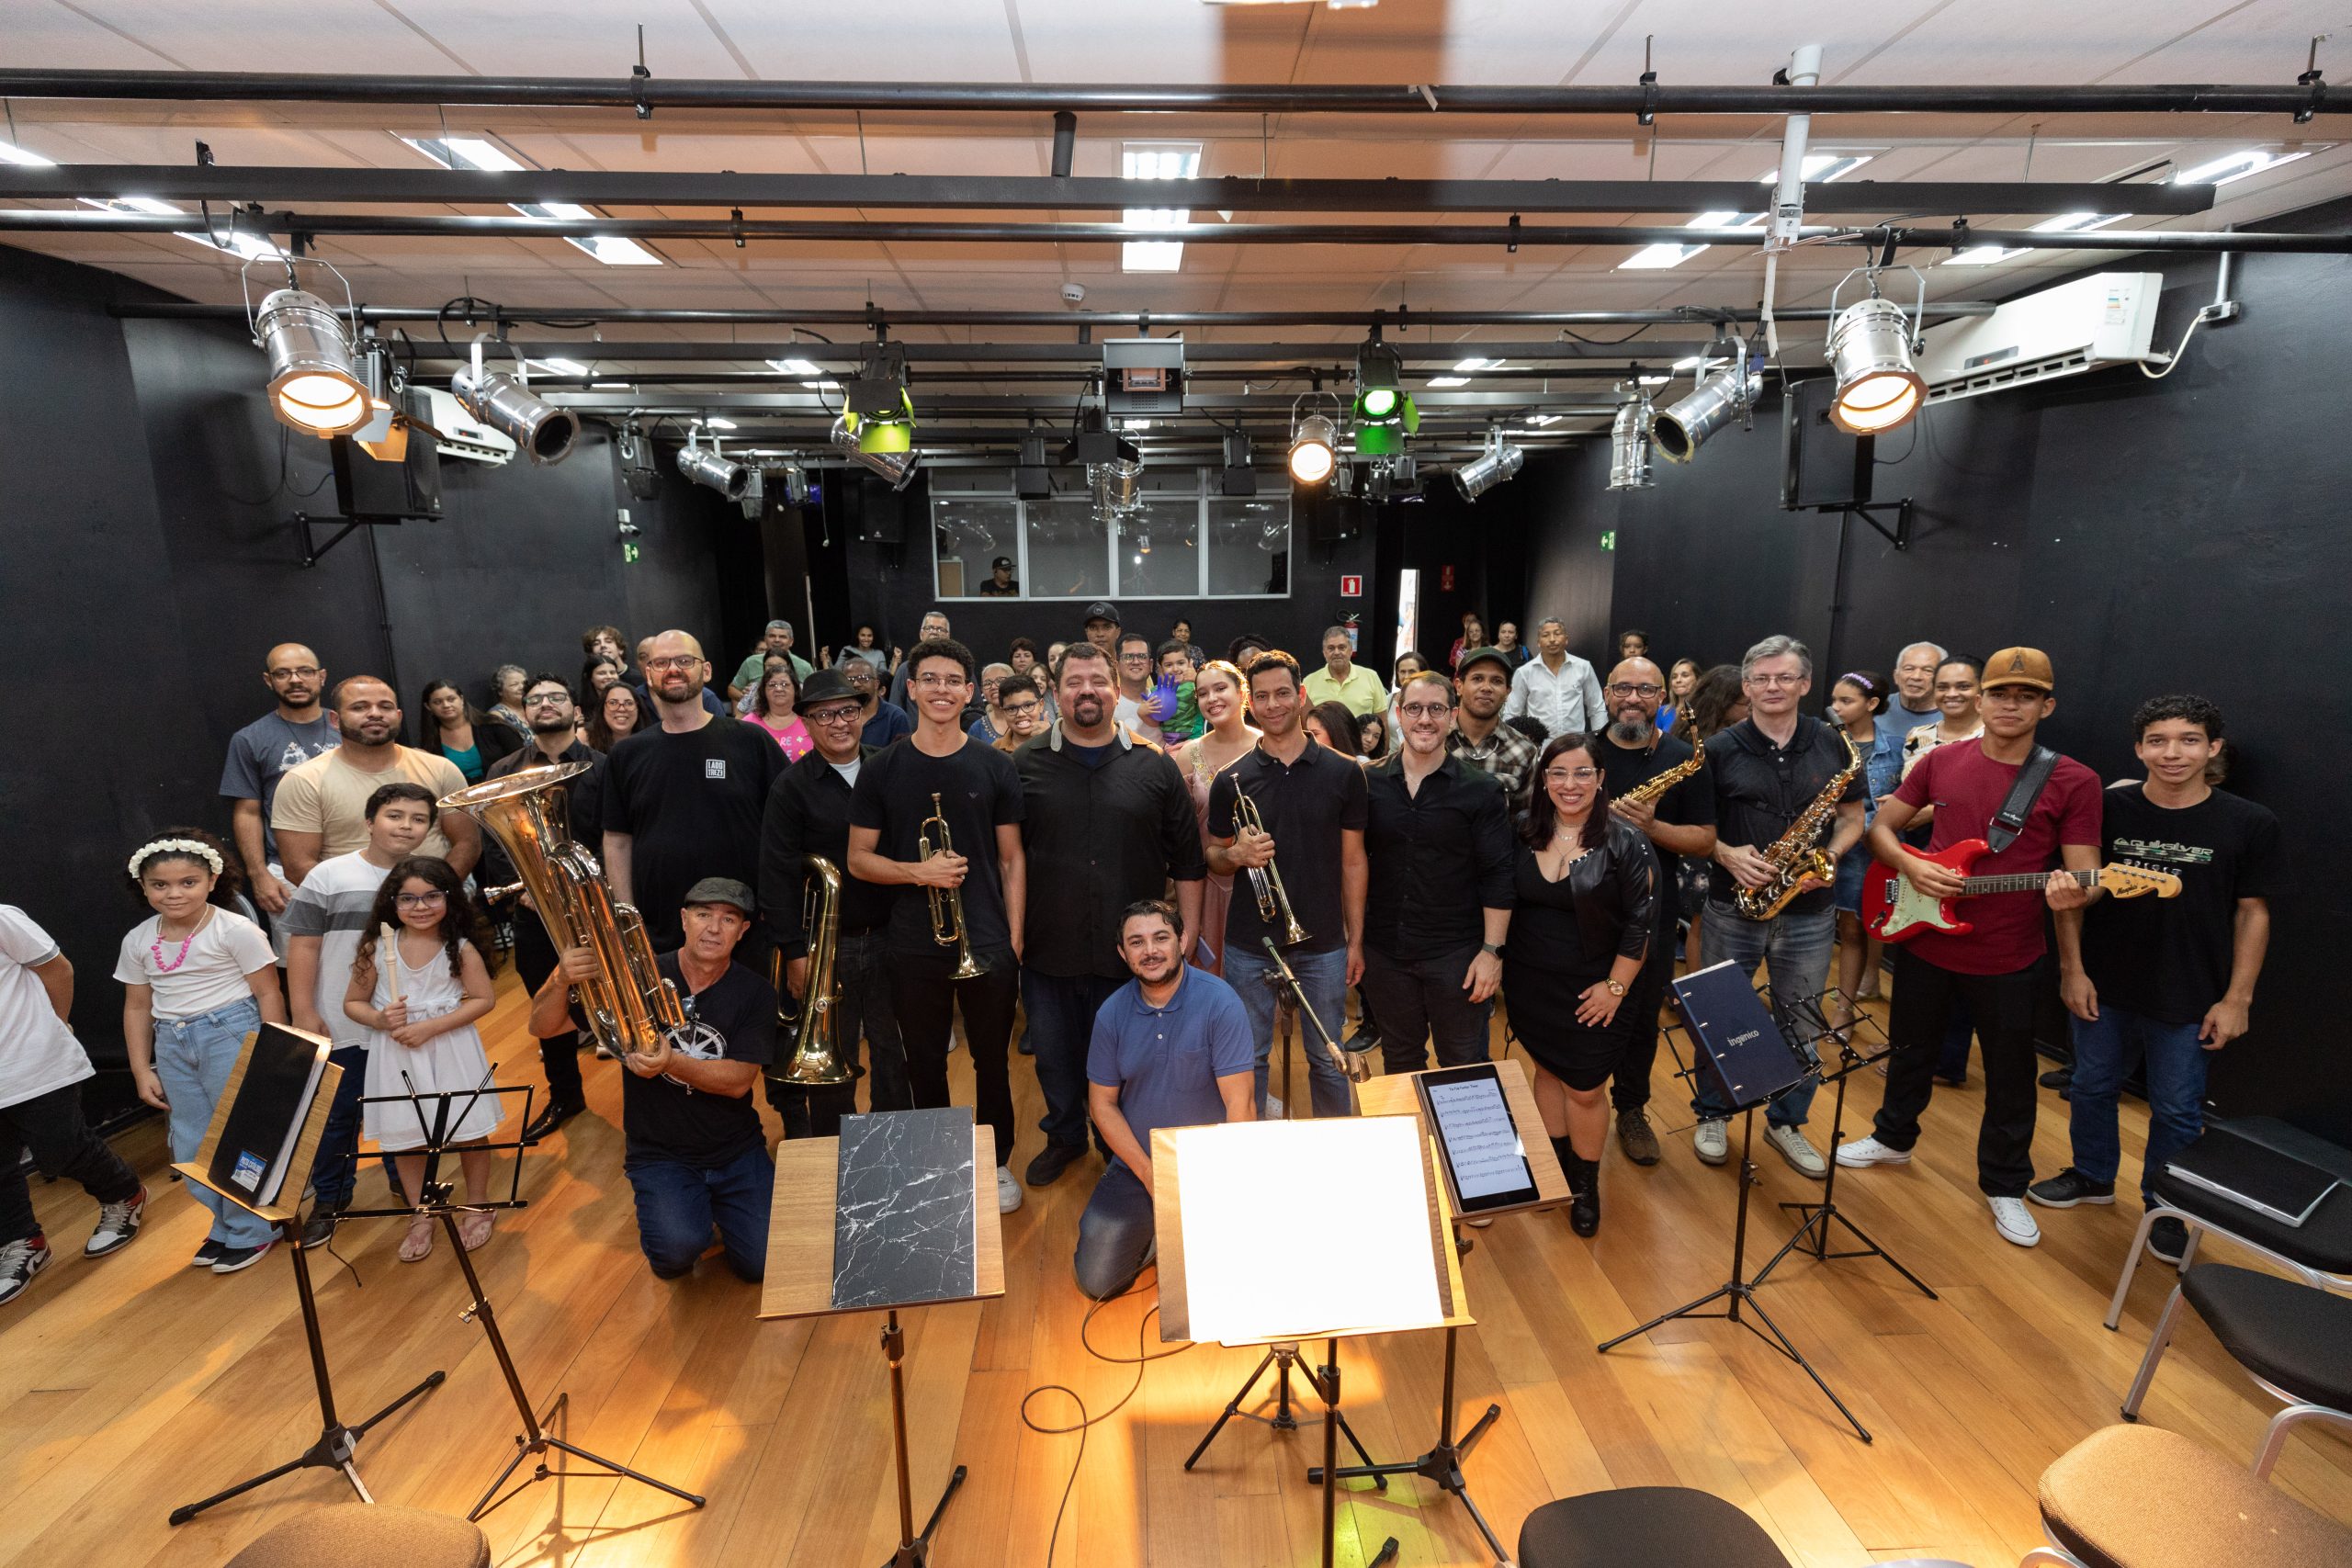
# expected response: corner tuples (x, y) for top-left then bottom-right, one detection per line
(1688, 634), (1870, 1177)
(1503, 617), (1607, 737)
(1889, 641), (1947, 733)
(729, 620), (813, 706)
(889, 609), (954, 714)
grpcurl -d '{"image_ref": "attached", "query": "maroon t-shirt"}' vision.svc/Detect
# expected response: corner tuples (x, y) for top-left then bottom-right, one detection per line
(1891, 738), (2103, 976)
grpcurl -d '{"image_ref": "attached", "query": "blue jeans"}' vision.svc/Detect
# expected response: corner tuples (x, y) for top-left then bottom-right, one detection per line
(625, 1143), (775, 1280)
(1690, 900), (1829, 1129)
(1074, 1163), (1156, 1299)
(2067, 1003), (2210, 1203)
(309, 1043), (385, 1209)
(1023, 970), (1126, 1151)
(153, 997), (277, 1247)
(1224, 944), (1354, 1118)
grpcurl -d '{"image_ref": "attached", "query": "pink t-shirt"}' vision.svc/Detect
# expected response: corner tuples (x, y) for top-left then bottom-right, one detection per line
(751, 714), (813, 763)
(1892, 738), (2103, 976)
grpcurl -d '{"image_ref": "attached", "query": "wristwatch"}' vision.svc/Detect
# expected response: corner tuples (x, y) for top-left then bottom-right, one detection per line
(1479, 942), (1504, 958)
(1604, 979), (1626, 997)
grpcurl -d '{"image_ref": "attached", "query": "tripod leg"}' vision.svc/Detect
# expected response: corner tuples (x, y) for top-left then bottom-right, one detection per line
(544, 1438), (707, 1506)
(917, 1463), (967, 1546)
(1596, 1283), (1736, 1353)
(1184, 1350), (1277, 1470)
(1455, 1402), (1502, 1457)
(1736, 1292), (1872, 1444)
(1823, 1206), (1939, 1298)
(1331, 1410), (1388, 1488)
(341, 1462), (375, 1505)
(467, 1438), (537, 1523)
(168, 1450), (322, 1525)
(348, 1368), (449, 1437)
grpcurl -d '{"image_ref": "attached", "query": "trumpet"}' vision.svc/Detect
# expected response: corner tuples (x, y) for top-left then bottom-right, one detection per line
(920, 792), (989, 980)
(772, 854), (854, 1087)
(1233, 791), (1310, 948)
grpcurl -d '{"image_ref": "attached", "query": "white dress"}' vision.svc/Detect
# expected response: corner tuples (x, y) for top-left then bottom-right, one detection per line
(361, 938), (503, 1151)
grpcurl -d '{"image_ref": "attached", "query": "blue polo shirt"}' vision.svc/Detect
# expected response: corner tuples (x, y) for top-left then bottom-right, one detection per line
(1086, 964), (1255, 1173)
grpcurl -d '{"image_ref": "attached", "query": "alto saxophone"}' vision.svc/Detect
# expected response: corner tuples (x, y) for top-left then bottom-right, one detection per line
(1616, 737), (1704, 809)
(1732, 725), (1863, 921)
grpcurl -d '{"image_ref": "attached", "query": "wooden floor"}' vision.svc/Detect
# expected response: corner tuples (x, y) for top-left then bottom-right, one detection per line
(7, 971), (2349, 1568)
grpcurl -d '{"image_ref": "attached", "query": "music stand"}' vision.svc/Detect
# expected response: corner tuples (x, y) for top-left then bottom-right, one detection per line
(760, 1109), (1005, 1568)
(1157, 1114), (1469, 1568)
(168, 1039), (447, 1525)
(1597, 966), (1873, 1444)
(1313, 1061), (1567, 1567)
(1257, 936), (1374, 1122)
(1748, 990), (1938, 1300)
(342, 1074), (707, 1522)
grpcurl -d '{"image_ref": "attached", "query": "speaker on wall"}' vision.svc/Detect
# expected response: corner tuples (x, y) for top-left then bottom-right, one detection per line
(1781, 376), (1873, 512)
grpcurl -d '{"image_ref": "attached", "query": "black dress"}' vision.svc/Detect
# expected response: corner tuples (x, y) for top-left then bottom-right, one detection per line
(1501, 816), (1658, 1090)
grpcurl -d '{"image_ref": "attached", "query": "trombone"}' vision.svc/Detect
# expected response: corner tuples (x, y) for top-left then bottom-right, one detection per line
(920, 792), (989, 980)
(1233, 791), (1310, 948)
(772, 854), (853, 1088)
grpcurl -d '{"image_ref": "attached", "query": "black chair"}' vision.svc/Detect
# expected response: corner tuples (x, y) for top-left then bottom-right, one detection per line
(2120, 1261), (2352, 1477)
(1517, 1486), (1792, 1568)
(2104, 1117), (2352, 1331)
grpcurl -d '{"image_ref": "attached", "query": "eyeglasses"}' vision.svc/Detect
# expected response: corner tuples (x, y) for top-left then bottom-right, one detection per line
(1398, 703), (1453, 719)
(1543, 767), (1601, 784)
(806, 705), (864, 727)
(1604, 682), (1665, 698)
(646, 655), (704, 672)
(913, 673), (967, 690)
(525, 693), (570, 707)
(1001, 702), (1042, 717)
(1746, 673), (1804, 688)
(394, 892), (447, 908)
(1119, 652), (1152, 665)
(266, 665), (322, 680)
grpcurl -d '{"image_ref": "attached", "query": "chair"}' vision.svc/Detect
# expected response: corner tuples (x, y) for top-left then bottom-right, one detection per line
(2022, 1423), (2352, 1568)
(2103, 1118), (2352, 1332)
(2120, 1261), (2352, 1477)
(1517, 1485), (1792, 1568)
(222, 1502), (489, 1568)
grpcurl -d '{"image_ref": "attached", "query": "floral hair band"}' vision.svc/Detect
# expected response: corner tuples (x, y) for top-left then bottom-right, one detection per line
(129, 839), (225, 878)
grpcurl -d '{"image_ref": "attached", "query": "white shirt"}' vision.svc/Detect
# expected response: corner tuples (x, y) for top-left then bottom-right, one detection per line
(276, 851), (395, 1047)
(0, 906), (93, 1110)
(113, 908), (276, 1021)
(1502, 653), (1607, 737)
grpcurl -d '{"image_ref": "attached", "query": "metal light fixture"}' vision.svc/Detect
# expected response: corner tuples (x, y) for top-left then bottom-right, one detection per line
(252, 265), (368, 436)
(1289, 393), (1340, 486)
(845, 334), (915, 454)
(1091, 453), (1144, 516)
(1351, 335), (1418, 457)
(1607, 384), (1655, 491)
(831, 413), (921, 490)
(450, 336), (580, 466)
(617, 421), (660, 500)
(1826, 265), (1928, 435)
(677, 429), (749, 500)
(1453, 429), (1524, 502)
(1651, 339), (1761, 465)
(1220, 431), (1258, 497)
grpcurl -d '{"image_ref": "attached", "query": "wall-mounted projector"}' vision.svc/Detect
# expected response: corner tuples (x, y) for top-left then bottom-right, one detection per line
(1918, 272), (2165, 406)
(415, 385), (518, 466)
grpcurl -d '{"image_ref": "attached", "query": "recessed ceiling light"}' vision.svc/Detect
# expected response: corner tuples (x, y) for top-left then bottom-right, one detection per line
(396, 134), (525, 174)
(396, 133), (662, 265)
(592, 380), (629, 389)
(1122, 141), (1203, 272)
(1425, 376), (1470, 388)
(79, 195), (287, 260)
(0, 140), (54, 167)
(2174, 148), (2311, 186)
(803, 378), (842, 389)
(769, 356), (822, 376)
(1452, 356), (1501, 373)
(1619, 167), (1861, 274)
(528, 357), (588, 377)
(1942, 245), (2027, 266)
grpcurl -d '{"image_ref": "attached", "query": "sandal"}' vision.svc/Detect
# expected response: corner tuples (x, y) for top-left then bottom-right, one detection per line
(458, 1210), (495, 1252)
(399, 1215), (435, 1262)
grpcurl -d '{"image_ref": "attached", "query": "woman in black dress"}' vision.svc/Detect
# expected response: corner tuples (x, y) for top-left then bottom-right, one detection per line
(1502, 733), (1657, 1236)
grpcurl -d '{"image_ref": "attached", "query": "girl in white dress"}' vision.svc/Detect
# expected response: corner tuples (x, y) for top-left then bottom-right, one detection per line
(344, 855), (500, 1261)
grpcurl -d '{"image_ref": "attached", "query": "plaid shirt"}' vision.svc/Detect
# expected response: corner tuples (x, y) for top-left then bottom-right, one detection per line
(1446, 722), (1539, 811)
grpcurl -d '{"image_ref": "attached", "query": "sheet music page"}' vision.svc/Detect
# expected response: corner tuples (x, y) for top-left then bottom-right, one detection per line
(1424, 1077), (1532, 1200)
(1175, 1116), (1444, 1344)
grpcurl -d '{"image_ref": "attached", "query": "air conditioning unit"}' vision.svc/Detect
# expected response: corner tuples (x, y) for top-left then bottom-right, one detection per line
(415, 385), (517, 466)
(1917, 272), (2165, 405)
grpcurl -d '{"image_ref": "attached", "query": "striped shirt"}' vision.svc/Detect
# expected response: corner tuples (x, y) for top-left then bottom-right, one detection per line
(276, 851), (399, 1046)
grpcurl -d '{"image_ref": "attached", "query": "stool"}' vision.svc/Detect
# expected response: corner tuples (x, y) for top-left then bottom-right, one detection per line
(223, 1502), (489, 1568)
(2022, 1423), (2352, 1568)
(1517, 1485), (1792, 1568)
(2120, 1261), (2352, 1477)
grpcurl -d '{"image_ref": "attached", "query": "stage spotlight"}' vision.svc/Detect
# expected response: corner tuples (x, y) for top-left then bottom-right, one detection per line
(1351, 336), (1418, 457)
(1289, 412), (1338, 485)
(254, 287), (368, 436)
(1220, 431), (1258, 497)
(1091, 453), (1144, 514)
(676, 431), (750, 501)
(1651, 344), (1760, 466)
(451, 342), (580, 467)
(617, 421), (660, 500)
(1826, 269), (1927, 435)
(846, 335), (915, 454)
(1453, 432), (1524, 502)
(1607, 386), (1655, 491)
(831, 413), (921, 491)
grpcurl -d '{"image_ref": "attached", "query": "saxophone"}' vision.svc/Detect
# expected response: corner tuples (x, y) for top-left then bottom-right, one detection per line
(1617, 738), (1704, 808)
(1732, 725), (1863, 920)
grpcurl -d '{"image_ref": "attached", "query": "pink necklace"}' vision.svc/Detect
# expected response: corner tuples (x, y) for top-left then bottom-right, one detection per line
(151, 908), (209, 973)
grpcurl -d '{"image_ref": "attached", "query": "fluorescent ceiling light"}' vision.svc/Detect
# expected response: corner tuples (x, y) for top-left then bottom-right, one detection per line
(1452, 356), (1501, 373)
(592, 380), (629, 388)
(1525, 414), (1562, 426)
(397, 134), (524, 174)
(397, 133), (662, 265)
(1425, 376), (1469, 388)
(1123, 141), (1202, 272)
(804, 378), (842, 389)
(0, 140), (54, 167)
(1637, 375), (1669, 386)
(1942, 212), (2120, 266)
(528, 357), (588, 377)
(80, 195), (286, 261)
(703, 417), (738, 430)
(1620, 158), (1869, 272)
(1671, 356), (1704, 371)
(2174, 148), (2311, 186)
(1943, 244), (2024, 266)
(769, 356), (822, 376)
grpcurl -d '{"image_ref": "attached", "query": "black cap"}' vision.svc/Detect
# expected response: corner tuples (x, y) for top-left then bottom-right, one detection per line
(1082, 600), (1120, 626)
(1455, 646), (1516, 681)
(682, 876), (756, 916)
(992, 557), (1013, 570)
(799, 667), (858, 707)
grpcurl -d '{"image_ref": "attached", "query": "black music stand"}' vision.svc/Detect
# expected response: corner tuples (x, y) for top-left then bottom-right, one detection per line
(1749, 989), (1938, 1299)
(1256, 936), (1372, 1122)
(344, 1073), (707, 1522)
(1598, 968), (1872, 1443)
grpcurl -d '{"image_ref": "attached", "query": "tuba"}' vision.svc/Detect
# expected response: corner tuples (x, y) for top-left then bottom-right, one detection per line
(773, 854), (853, 1087)
(1234, 790), (1311, 948)
(439, 763), (684, 1059)
(920, 793), (989, 980)
(1732, 726), (1864, 921)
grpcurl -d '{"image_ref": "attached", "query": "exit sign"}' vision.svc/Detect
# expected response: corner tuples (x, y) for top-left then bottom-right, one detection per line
(1339, 574), (1363, 597)
(1599, 532), (1616, 551)
(622, 540), (642, 565)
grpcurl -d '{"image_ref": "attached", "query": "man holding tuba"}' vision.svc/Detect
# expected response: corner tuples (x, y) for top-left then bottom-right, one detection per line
(757, 667), (910, 1140)
(846, 637), (1030, 1216)
(1206, 650), (1369, 1119)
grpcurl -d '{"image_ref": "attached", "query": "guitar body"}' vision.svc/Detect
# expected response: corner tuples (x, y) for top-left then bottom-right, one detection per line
(1863, 839), (1990, 943)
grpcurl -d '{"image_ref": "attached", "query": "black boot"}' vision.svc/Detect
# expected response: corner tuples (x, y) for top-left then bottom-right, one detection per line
(1567, 1156), (1600, 1237)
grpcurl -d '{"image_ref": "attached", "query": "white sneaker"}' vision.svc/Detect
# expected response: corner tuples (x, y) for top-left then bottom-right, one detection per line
(1763, 1123), (1827, 1179)
(1835, 1135), (1913, 1168)
(996, 1167), (1023, 1214)
(1262, 1093), (1284, 1119)
(1693, 1119), (1729, 1166)
(1989, 1196), (2041, 1247)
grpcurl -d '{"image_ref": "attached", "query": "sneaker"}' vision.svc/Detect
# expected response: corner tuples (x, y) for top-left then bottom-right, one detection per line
(0, 1235), (52, 1305)
(1614, 1107), (1661, 1167)
(1025, 1142), (1085, 1188)
(1835, 1135), (1913, 1168)
(996, 1166), (1023, 1214)
(1262, 1094), (1284, 1119)
(1692, 1119), (1729, 1166)
(210, 1239), (276, 1275)
(2027, 1168), (2115, 1209)
(84, 1187), (147, 1258)
(2146, 1216), (2190, 1265)
(1989, 1196), (2041, 1247)
(190, 1238), (229, 1269)
(1763, 1123), (1827, 1179)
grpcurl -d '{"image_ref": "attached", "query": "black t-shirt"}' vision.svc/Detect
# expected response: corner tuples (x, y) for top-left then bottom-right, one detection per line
(600, 717), (786, 948)
(1206, 741), (1370, 956)
(2078, 784), (2287, 1025)
(1702, 717), (1866, 917)
(622, 953), (776, 1170)
(849, 736), (1026, 953)
(1596, 729), (1714, 921)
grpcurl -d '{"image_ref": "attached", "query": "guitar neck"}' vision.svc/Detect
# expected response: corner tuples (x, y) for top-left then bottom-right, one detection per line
(1954, 867), (2093, 897)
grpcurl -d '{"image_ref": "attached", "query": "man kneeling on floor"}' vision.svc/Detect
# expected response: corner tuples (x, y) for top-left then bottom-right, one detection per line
(1075, 899), (1255, 1299)
(530, 877), (776, 1281)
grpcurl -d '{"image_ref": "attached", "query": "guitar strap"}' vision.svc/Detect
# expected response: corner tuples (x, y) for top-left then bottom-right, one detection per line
(1985, 744), (2060, 853)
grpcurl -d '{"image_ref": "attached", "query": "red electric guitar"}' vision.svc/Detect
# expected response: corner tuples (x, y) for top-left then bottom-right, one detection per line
(1862, 840), (2180, 944)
